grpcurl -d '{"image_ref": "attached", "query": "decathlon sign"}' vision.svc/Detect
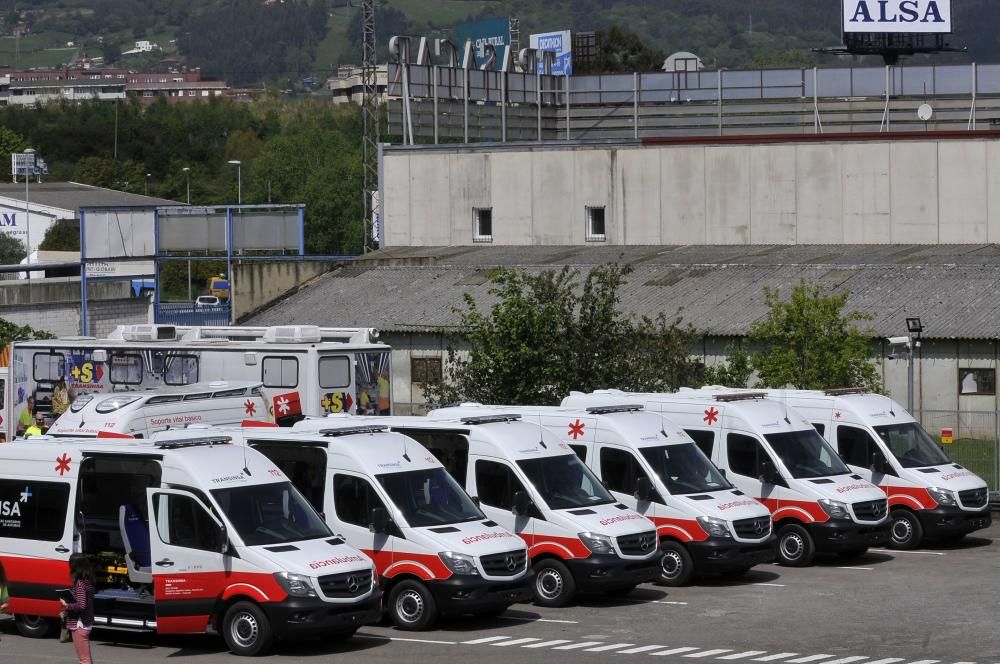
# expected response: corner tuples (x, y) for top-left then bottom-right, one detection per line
(843, 0), (952, 33)
(530, 30), (573, 75)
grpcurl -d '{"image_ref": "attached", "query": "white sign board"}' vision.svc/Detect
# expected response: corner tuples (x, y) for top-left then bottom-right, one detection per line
(84, 259), (155, 279)
(0, 205), (54, 257)
(843, 0), (951, 33)
(530, 31), (573, 75)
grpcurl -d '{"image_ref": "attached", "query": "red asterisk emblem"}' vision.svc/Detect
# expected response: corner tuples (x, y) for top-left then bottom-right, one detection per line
(244, 400), (257, 416)
(568, 419), (585, 440)
(834, 411), (842, 419)
(703, 407), (719, 425)
(55, 454), (72, 476)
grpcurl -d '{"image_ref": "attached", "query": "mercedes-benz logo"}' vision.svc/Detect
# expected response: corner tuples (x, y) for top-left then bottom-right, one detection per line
(505, 555), (518, 571)
(640, 536), (651, 552)
(753, 519), (765, 535)
(346, 575), (362, 593)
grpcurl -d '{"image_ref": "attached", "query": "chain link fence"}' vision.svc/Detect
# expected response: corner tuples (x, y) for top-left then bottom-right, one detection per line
(915, 410), (999, 494)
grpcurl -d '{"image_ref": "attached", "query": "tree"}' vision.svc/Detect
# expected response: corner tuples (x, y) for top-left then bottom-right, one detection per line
(0, 317), (54, 347)
(0, 126), (29, 182)
(39, 220), (80, 252)
(578, 27), (666, 74)
(745, 281), (881, 391)
(704, 345), (753, 388)
(424, 265), (704, 407)
(0, 234), (26, 265)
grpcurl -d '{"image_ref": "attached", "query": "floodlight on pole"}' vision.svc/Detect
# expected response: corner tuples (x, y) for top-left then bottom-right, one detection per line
(228, 160), (242, 205)
(145, 172), (151, 196)
(22, 148), (35, 266)
(182, 167), (191, 205)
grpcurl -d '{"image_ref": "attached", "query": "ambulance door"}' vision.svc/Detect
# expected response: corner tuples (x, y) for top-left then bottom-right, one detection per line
(723, 431), (777, 504)
(329, 472), (396, 574)
(146, 488), (229, 634)
(596, 444), (664, 521)
(469, 458), (534, 544)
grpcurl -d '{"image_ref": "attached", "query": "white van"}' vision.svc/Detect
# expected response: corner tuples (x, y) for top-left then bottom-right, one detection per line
(430, 404), (777, 586)
(364, 414), (660, 607)
(0, 435), (380, 656)
(217, 420), (533, 630)
(721, 388), (992, 549)
(47, 381), (269, 438)
(563, 391), (892, 567)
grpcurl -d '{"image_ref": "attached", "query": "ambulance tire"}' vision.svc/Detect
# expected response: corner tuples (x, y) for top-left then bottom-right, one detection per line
(388, 580), (439, 631)
(776, 524), (816, 567)
(14, 614), (57, 639)
(222, 601), (274, 657)
(658, 541), (695, 587)
(532, 558), (576, 608)
(889, 509), (924, 550)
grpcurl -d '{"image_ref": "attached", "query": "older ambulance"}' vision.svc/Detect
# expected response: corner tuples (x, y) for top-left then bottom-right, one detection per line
(430, 403), (776, 586)
(0, 435), (380, 656)
(361, 414), (660, 607)
(563, 391), (892, 567)
(210, 420), (533, 630)
(720, 388), (992, 549)
(47, 381), (269, 438)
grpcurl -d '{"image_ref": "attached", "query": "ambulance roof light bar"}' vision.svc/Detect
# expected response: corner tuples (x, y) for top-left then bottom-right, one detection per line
(154, 436), (233, 449)
(823, 387), (870, 396)
(320, 425), (390, 437)
(460, 414), (522, 425)
(713, 392), (769, 402)
(585, 404), (644, 415)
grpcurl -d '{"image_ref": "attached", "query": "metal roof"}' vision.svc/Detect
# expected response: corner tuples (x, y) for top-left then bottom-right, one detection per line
(245, 245), (1000, 340)
(0, 181), (179, 211)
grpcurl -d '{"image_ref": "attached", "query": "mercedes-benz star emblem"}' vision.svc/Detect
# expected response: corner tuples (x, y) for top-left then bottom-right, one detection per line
(640, 536), (651, 551)
(505, 555), (518, 571)
(346, 575), (361, 593)
(754, 519), (765, 535)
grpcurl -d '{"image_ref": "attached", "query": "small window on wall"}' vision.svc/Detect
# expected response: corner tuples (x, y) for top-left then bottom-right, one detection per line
(473, 207), (493, 243)
(411, 357), (442, 385)
(585, 206), (606, 241)
(262, 356), (298, 388)
(959, 368), (996, 396)
(164, 355), (198, 385)
(109, 353), (143, 385)
(318, 356), (350, 389)
(33, 353), (65, 382)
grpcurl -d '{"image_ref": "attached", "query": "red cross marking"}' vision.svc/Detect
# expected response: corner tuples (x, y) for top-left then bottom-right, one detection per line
(703, 407), (720, 425)
(55, 453), (72, 476)
(244, 400), (257, 416)
(834, 411), (842, 419)
(568, 419), (585, 440)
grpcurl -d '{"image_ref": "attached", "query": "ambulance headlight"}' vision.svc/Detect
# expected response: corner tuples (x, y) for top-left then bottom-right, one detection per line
(696, 516), (732, 539)
(578, 532), (617, 555)
(274, 572), (317, 598)
(818, 499), (851, 520)
(928, 487), (957, 506)
(439, 551), (480, 576)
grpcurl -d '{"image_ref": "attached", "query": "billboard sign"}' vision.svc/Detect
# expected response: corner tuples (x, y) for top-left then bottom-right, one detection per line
(843, 0), (951, 33)
(457, 17), (511, 68)
(530, 31), (573, 75)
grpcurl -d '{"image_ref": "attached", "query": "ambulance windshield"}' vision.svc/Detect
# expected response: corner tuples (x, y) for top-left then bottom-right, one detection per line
(874, 422), (951, 468)
(212, 481), (332, 545)
(641, 443), (732, 495)
(764, 429), (851, 479)
(378, 467), (485, 527)
(517, 454), (614, 510)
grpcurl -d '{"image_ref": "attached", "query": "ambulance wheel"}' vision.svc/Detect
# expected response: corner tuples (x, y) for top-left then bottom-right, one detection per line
(15, 614), (57, 638)
(777, 524), (816, 567)
(223, 601), (274, 657)
(889, 509), (924, 550)
(658, 541), (694, 586)
(388, 580), (439, 631)
(532, 559), (576, 607)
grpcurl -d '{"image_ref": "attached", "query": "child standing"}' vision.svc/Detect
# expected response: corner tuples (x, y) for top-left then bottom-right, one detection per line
(60, 554), (95, 664)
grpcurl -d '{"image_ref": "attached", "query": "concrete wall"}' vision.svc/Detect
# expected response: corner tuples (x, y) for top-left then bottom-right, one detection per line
(0, 277), (149, 337)
(233, 261), (337, 321)
(383, 137), (1000, 246)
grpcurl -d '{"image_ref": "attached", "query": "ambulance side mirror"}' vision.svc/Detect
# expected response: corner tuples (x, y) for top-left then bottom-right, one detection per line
(216, 524), (229, 555)
(512, 490), (533, 517)
(470, 496), (481, 507)
(369, 507), (389, 535)
(634, 476), (655, 502)
(759, 459), (782, 486)
(870, 450), (895, 477)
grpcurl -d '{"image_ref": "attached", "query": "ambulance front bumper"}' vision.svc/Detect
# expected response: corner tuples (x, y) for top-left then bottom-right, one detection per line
(428, 573), (535, 615)
(565, 554), (660, 592)
(263, 591), (382, 639)
(686, 536), (778, 572)
(806, 520), (891, 552)
(917, 505), (992, 538)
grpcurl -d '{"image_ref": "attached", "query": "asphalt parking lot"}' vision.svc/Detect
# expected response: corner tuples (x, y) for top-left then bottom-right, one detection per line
(2, 522), (997, 663)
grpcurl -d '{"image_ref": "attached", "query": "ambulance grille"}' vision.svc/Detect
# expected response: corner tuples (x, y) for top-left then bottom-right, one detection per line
(959, 488), (988, 509)
(317, 569), (373, 598)
(852, 499), (888, 522)
(480, 550), (527, 576)
(733, 516), (771, 539)
(616, 531), (657, 556)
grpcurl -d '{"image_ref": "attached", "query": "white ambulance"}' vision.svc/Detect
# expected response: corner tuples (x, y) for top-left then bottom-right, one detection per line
(0, 435), (381, 656)
(360, 414), (660, 607)
(719, 388), (992, 549)
(563, 390), (892, 567)
(430, 403), (777, 586)
(47, 381), (269, 438)
(205, 420), (533, 630)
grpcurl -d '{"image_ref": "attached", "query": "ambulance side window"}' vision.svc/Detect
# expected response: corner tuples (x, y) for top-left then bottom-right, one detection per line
(0, 479), (70, 541)
(600, 448), (638, 494)
(685, 430), (715, 458)
(837, 426), (873, 468)
(333, 474), (387, 528)
(404, 431), (469, 487)
(262, 356), (298, 388)
(152, 493), (223, 552)
(568, 445), (587, 462)
(727, 433), (763, 478)
(813, 423), (826, 437)
(475, 460), (524, 511)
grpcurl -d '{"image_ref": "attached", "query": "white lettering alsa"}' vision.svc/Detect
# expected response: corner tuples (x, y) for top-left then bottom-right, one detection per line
(598, 514), (644, 526)
(462, 531), (516, 545)
(836, 483), (869, 494)
(850, 0), (945, 25)
(0, 501), (21, 517)
(309, 555), (367, 570)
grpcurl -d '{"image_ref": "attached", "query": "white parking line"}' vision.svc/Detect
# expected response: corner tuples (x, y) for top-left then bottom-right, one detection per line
(903, 660), (940, 664)
(719, 652), (769, 660)
(463, 636), (512, 644)
(553, 641), (605, 650)
(585, 643), (635, 652)
(871, 549), (946, 556)
(356, 634), (458, 645)
(493, 637), (542, 647)
(863, 659), (904, 664)
(685, 649), (734, 658)
(652, 647), (702, 656)
(821, 656), (869, 664)
(753, 654), (799, 662)
(753, 583), (786, 587)
(523, 640), (574, 649)
(786, 655), (834, 663)
(656, 600), (690, 605)
(497, 616), (580, 624)
(619, 645), (669, 654)
(835, 567), (874, 571)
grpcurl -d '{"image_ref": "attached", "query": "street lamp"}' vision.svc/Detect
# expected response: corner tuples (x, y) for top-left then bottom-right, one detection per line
(182, 167), (191, 205)
(20, 148), (35, 265)
(889, 318), (924, 413)
(144, 172), (151, 196)
(228, 160), (242, 204)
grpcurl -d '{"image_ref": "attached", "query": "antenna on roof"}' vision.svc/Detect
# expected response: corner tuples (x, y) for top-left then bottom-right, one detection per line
(242, 442), (252, 477)
(400, 433), (411, 463)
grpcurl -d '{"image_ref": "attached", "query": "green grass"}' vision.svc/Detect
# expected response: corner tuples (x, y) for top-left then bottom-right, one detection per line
(942, 438), (997, 491)
(0, 34), (79, 68)
(387, 0), (502, 28)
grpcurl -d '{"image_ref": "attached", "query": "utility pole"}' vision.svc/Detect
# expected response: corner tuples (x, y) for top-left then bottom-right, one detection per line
(361, 0), (379, 254)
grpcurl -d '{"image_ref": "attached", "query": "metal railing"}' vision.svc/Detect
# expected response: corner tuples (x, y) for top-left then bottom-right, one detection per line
(914, 410), (1000, 494)
(155, 302), (231, 326)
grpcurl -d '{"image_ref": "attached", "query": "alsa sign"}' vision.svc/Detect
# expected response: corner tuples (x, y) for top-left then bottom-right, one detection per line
(843, 0), (951, 34)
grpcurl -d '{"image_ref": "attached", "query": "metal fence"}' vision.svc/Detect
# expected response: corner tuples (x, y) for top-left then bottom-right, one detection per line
(155, 302), (231, 326)
(914, 410), (1000, 493)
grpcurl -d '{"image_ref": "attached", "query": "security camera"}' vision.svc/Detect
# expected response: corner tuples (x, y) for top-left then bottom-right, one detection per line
(887, 336), (909, 345)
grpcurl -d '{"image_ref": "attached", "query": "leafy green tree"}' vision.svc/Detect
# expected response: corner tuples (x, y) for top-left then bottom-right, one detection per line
(0, 234), (26, 265)
(704, 345), (753, 388)
(0, 317), (55, 346)
(424, 265), (704, 407)
(39, 220), (81, 252)
(746, 281), (881, 391)
(0, 126), (30, 182)
(586, 27), (666, 73)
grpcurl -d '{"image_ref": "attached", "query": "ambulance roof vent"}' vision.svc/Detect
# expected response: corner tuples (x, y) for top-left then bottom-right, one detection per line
(713, 392), (769, 402)
(823, 387), (869, 396)
(262, 325), (322, 344)
(585, 404), (644, 415)
(460, 414), (522, 425)
(118, 324), (177, 342)
(155, 436), (232, 449)
(320, 425), (389, 437)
